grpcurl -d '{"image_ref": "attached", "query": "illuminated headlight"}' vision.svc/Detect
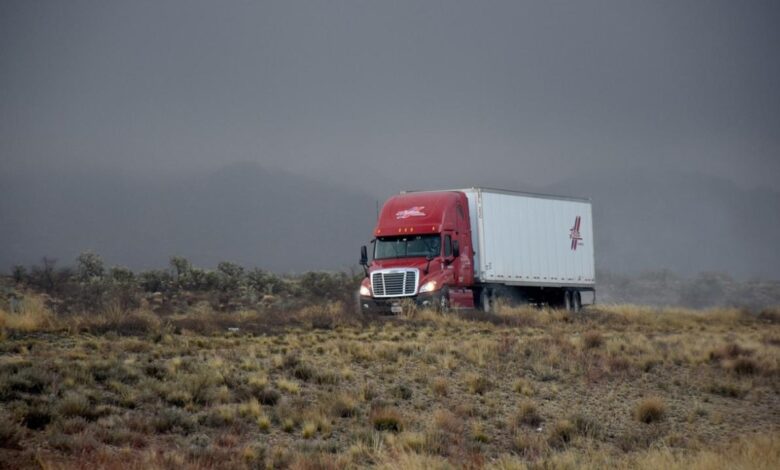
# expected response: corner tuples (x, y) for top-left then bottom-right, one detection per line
(359, 285), (371, 296)
(419, 280), (438, 293)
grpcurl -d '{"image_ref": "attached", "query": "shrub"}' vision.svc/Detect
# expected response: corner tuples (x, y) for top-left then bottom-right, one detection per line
(291, 363), (315, 382)
(277, 379), (300, 395)
(635, 397), (666, 424)
(728, 357), (760, 376)
(314, 369), (340, 385)
(514, 432), (548, 458)
(216, 261), (245, 293)
(239, 398), (263, 419)
(76, 251), (105, 281)
(0, 296), (57, 332)
(370, 407), (403, 432)
(472, 422), (489, 443)
(709, 343), (752, 362)
(11, 265), (26, 284)
(256, 388), (281, 406)
(56, 393), (91, 419)
(431, 377), (448, 397)
(0, 415), (24, 449)
(466, 373), (492, 395)
(153, 408), (195, 433)
(301, 422), (317, 439)
(257, 415), (272, 432)
(393, 383), (413, 400)
(513, 378), (534, 396)
(203, 405), (237, 427)
(22, 406), (52, 430)
(512, 401), (543, 428)
(708, 380), (748, 398)
(571, 413), (601, 438)
(8, 367), (51, 394)
(329, 394), (357, 418)
(582, 330), (603, 349)
(165, 389), (192, 407)
(547, 419), (576, 448)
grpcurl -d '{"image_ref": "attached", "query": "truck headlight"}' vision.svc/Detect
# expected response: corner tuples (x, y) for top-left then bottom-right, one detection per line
(419, 280), (438, 293)
(359, 285), (371, 296)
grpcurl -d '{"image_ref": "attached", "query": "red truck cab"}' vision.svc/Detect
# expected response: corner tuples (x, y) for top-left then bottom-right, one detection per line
(358, 191), (475, 313)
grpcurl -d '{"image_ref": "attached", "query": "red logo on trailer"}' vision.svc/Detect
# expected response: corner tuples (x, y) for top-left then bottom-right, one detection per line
(569, 216), (583, 250)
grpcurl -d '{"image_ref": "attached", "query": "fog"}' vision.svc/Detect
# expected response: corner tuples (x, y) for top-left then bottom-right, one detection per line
(1, 1), (779, 278)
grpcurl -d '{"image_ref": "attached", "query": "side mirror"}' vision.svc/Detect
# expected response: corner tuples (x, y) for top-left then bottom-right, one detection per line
(423, 253), (434, 274)
(452, 240), (460, 258)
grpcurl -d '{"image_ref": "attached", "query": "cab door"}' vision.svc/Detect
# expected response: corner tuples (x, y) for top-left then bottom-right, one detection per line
(455, 202), (474, 286)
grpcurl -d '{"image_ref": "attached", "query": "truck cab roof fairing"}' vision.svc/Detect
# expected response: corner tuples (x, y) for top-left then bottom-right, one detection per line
(374, 191), (464, 237)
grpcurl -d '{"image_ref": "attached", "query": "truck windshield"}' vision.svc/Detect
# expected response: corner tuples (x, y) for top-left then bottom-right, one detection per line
(374, 235), (441, 260)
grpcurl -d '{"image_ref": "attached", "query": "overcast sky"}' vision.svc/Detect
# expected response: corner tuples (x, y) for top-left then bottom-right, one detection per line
(2, 0), (778, 195)
(1, 1), (780, 277)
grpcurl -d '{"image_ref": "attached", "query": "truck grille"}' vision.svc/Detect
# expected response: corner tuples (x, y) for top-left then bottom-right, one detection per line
(371, 269), (419, 298)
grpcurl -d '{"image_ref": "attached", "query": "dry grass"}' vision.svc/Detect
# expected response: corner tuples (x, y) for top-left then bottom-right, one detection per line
(370, 407), (404, 432)
(0, 296), (56, 332)
(0, 300), (778, 468)
(635, 396), (666, 423)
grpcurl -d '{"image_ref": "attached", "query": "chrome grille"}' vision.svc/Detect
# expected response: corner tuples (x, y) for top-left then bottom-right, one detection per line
(371, 269), (419, 297)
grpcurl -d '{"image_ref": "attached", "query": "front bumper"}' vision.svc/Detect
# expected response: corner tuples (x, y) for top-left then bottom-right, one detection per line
(359, 293), (439, 314)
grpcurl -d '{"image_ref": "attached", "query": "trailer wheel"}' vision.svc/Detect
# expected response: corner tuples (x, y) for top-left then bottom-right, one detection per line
(573, 291), (582, 313)
(564, 291), (573, 312)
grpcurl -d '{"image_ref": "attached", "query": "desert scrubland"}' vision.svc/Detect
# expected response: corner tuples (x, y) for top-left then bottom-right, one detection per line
(1, 288), (779, 469)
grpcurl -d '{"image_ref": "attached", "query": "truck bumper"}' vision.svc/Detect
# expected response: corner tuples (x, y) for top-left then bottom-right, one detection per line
(358, 293), (438, 314)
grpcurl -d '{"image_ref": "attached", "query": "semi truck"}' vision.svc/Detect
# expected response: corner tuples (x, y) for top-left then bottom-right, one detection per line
(358, 188), (595, 313)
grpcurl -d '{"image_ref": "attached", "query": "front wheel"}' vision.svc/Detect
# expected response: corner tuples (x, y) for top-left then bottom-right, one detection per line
(436, 287), (450, 313)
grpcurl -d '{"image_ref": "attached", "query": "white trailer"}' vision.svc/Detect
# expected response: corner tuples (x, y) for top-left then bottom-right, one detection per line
(460, 188), (595, 311)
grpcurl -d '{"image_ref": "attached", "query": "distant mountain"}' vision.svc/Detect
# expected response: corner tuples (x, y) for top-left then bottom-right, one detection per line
(543, 171), (780, 279)
(1, 165), (778, 279)
(0, 163), (376, 272)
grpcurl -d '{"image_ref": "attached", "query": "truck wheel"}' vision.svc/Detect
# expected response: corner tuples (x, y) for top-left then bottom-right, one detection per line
(437, 287), (450, 313)
(480, 288), (491, 313)
(564, 291), (573, 311)
(573, 291), (582, 313)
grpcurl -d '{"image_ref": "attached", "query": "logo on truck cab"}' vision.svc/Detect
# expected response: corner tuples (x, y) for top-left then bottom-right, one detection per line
(395, 206), (426, 219)
(570, 216), (583, 250)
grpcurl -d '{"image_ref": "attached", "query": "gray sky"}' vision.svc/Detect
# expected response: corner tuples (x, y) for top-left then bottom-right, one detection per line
(1, 1), (779, 276)
(2, 1), (779, 192)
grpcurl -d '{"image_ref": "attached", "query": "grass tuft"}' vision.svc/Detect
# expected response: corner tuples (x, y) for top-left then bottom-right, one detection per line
(635, 397), (666, 424)
(582, 330), (604, 349)
(370, 407), (403, 432)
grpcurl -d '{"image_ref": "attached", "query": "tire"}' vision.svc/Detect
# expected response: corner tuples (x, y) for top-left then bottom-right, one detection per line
(564, 290), (573, 311)
(480, 288), (491, 313)
(437, 287), (450, 313)
(573, 291), (582, 313)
